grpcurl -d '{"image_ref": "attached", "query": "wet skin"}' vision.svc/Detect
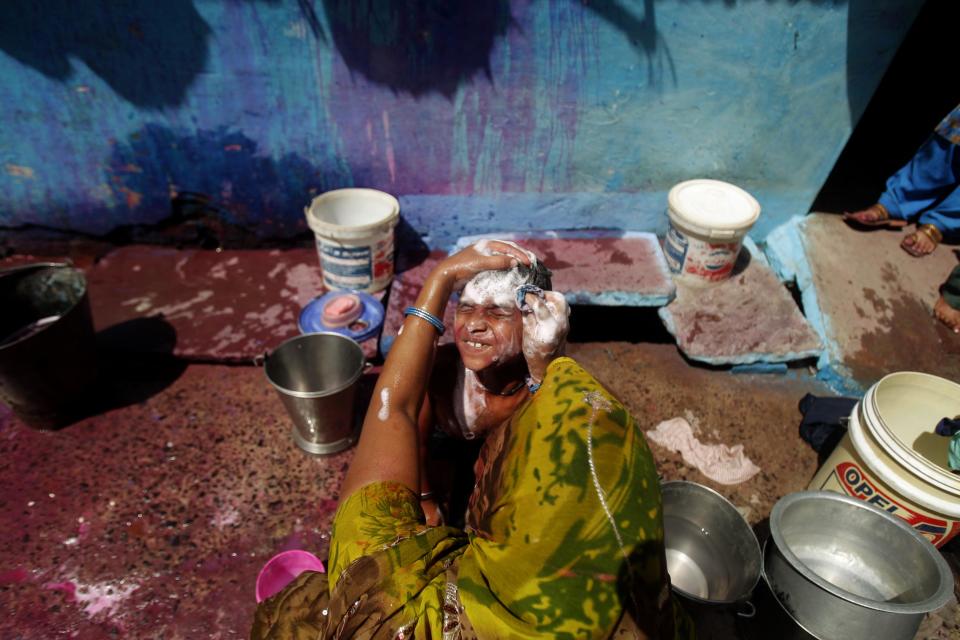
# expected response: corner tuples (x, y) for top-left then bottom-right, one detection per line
(454, 300), (525, 376)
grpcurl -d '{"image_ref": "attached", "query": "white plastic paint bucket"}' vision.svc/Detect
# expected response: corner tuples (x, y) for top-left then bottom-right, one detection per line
(863, 372), (960, 496)
(663, 179), (760, 284)
(305, 188), (400, 293)
(808, 375), (960, 548)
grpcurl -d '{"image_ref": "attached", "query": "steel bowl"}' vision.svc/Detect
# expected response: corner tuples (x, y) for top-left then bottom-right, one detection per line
(765, 491), (953, 640)
(662, 481), (761, 605)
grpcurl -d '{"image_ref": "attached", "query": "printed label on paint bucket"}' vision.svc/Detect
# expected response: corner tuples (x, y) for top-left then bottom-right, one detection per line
(816, 460), (959, 547)
(319, 242), (372, 289)
(664, 226), (688, 274)
(371, 237), (394, 281)
(684, 243), (737, 281)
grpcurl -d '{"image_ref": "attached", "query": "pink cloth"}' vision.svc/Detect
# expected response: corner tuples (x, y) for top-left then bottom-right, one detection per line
(646, 417), (761, 485)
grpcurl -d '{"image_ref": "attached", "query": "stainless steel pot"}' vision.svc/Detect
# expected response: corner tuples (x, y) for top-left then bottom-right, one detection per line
(662, 481), (761, 605)
(764, 491), (953, 640)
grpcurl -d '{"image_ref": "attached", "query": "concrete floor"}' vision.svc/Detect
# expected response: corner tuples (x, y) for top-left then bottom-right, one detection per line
(2, 239), (959, 638)
(793, 213), (960, 387)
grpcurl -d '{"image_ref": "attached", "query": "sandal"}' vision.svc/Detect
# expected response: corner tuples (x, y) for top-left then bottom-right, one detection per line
(842, 204), (908, 229)
(901, 223), (942, 257)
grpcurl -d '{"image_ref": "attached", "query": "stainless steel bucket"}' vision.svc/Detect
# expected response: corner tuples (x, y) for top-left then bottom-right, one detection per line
(0, 263), (97, 429)
(662, 481), (762, 604)
(263, 332), (365, 455)
(764, 491), (953, 640)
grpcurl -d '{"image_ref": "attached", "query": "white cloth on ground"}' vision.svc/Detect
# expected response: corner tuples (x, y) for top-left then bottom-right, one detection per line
(646, 417), (761, 485)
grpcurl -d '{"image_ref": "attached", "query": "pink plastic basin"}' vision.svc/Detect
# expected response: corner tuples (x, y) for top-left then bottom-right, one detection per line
(255, 549), (325, 603)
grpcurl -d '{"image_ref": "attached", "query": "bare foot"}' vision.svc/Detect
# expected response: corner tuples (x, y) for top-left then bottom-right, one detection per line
(843, 204), (907, 229)
(421, 498), (445, 526)
(901, 230), (938, 257)
(934, 296), (960, 333)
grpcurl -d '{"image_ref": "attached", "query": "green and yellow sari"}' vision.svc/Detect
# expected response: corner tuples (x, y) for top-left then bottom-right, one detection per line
(252, 357), (694, 639)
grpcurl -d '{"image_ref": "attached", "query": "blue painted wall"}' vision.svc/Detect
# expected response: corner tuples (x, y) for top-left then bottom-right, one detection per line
(0, 0), (922, 249)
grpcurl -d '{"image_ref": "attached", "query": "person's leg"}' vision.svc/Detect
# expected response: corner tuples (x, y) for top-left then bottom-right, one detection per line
(918, 188), (960, 239)
(879, 134), (960, 222)
(934, 265), (960, 332)
(902, 183), (960, 256)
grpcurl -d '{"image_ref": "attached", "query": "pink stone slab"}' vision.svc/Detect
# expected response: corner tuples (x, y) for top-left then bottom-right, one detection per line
(658, 242), (822, 365)
(85, 246), (380, 362)
(382, 252), (455, 348)
(455, 231), (676, 306)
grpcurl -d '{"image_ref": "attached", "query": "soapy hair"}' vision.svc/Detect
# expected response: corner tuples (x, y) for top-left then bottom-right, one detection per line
(460, 260), (553, 309)
(517, 260), (553, 291)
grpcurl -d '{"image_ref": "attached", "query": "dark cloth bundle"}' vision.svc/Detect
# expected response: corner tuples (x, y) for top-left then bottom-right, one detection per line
(798, 393), (858, 459)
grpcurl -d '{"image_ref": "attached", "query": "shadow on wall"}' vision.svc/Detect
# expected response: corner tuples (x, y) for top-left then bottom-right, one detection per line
(317, 0), (859, 100)
(106, 124), (352, 240)
(317, 0), (678, 96)
(0, 0), (863, 112)
(845, 0), (919, 125)
(0, 0), (211, 109)
(582, 0), (676, 89)
(319, 0), (514, 98)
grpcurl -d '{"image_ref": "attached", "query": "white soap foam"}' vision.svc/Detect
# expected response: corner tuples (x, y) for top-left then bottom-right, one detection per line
(378, 388), (390, 421)
(453, 368), (486, 439)
(521, 290), (570, 373)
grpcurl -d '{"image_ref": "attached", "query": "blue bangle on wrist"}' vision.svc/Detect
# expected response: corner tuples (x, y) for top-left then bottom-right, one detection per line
(403, 306), (445, 335)
(526, 378), (541, 394)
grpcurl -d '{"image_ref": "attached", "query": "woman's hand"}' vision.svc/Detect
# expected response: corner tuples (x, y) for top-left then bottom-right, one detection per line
(433, 240), (533, 292)
(521, 290), (570, 385)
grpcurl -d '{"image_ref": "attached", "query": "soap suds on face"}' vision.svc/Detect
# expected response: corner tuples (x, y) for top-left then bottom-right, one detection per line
(497, 329), (521, 364)
(377, 388), (390, 421)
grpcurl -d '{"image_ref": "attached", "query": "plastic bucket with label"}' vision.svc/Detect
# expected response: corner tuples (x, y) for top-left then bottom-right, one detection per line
(305, 188), (400, 293)
(808, 384), (960, 547)
(663, 180), (760, 285)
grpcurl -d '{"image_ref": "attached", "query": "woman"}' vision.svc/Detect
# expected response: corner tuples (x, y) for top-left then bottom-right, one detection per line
(252, 241), (693, 639)
(844, 103), (960, 257)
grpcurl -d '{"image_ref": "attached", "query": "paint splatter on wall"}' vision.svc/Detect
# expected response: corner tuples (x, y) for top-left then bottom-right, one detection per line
(0, 0), (923, 247)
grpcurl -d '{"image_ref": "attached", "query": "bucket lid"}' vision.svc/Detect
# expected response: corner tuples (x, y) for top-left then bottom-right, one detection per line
(299, 291), (384, 343)
(864, 373), (960, 491)
(667, 179), (760, 239)
(305, 188), (400, 237)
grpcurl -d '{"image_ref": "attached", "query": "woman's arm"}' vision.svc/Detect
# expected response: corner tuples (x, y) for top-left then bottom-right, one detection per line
(340, 242), (529, 500)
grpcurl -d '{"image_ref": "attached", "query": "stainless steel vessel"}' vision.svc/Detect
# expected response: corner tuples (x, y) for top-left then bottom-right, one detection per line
(764, 491), (953, 640)
(263, 332), (365, 455)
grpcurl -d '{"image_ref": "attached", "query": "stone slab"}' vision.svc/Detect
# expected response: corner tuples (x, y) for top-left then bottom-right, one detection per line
(658, 239), (822, 366)
(381, 232), (677, 353)
(781, 213), (960, 390)
(454, 231), (676, 306)
(381, 252), (455, 353)
(83, 246), (380, 362)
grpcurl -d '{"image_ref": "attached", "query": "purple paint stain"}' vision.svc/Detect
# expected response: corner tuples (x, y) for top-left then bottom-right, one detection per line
(0, 568), (30, 584)
(317, 498), (339, 515)
(45, 580), (77, 600)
